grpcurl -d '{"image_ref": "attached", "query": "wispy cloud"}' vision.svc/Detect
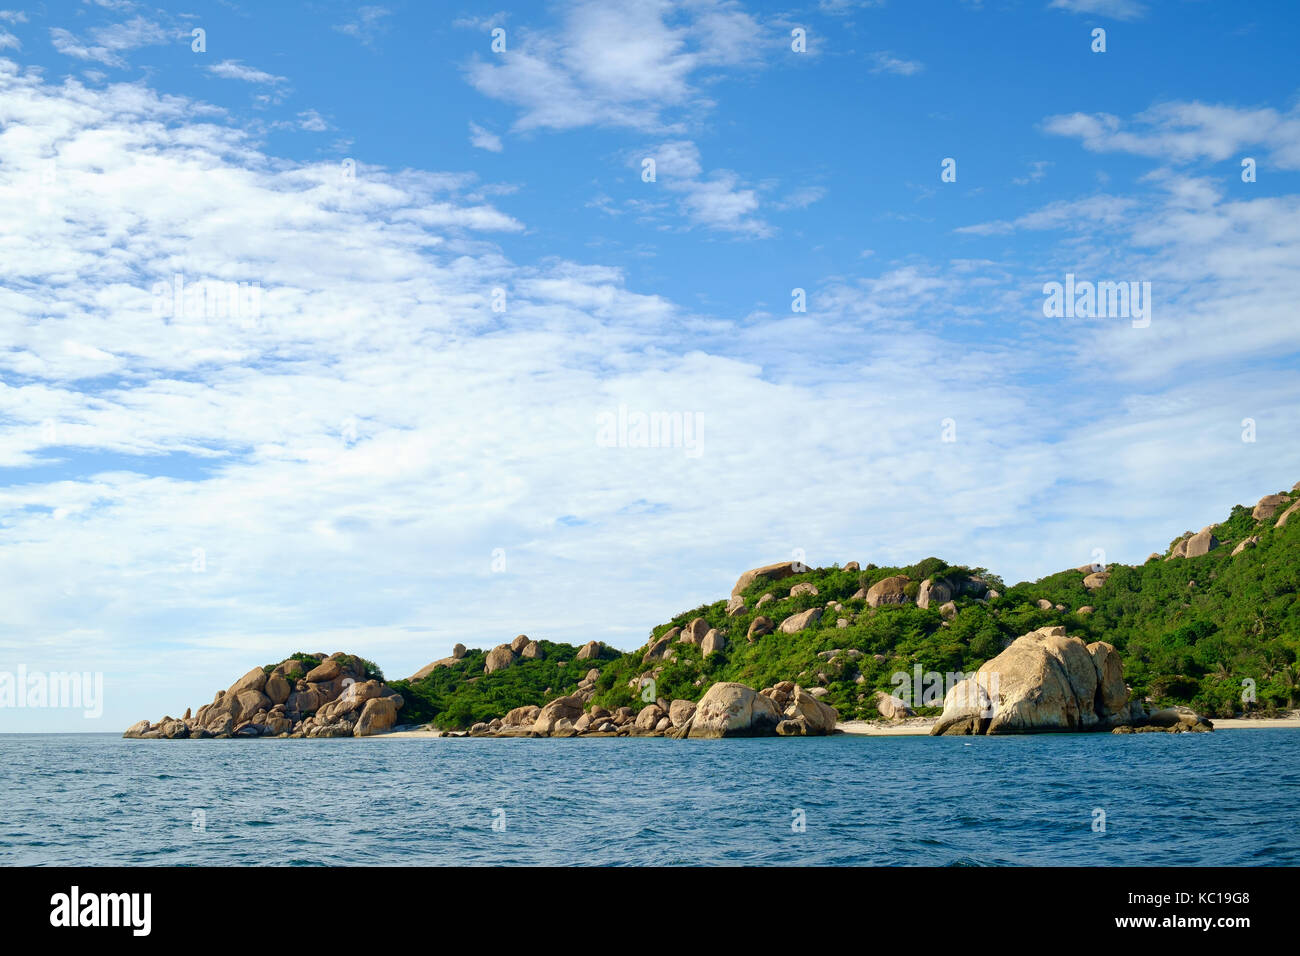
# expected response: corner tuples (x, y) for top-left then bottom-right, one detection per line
(468, 121), (503, 152)
(50, 16), (172, 68)
(1048, 0), (1148, 19)
(333, 5), (392, 47)
(869, 50), (923, 75)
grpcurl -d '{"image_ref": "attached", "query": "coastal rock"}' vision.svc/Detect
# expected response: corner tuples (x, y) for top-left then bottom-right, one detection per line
(863, 575), (909, 607)
(354, 697), (399, 736)
(227, 667), (268, 696)
(686, 682), (782, 738)
(781, 686), (838, 735)
(731, 561), (806, 597)
(304, 660), (341, 684)
(1147, 705), (1214, 732)
(634, 704), (666, 733)
(264, 674), (291, 705)
(778, 607), (822, 634)
(502, 705), (541, 727)
(931, 626), (1112, 736)
(873, 691), (915, 720)
(533, 695), (584, 735)
(669, 699), (696, 728)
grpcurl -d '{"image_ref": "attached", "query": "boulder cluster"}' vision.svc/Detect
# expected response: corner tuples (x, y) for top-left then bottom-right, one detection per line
(443, 679), (837, 740)
(930, 627), (1210, 736)
(124, 652), (404, 739)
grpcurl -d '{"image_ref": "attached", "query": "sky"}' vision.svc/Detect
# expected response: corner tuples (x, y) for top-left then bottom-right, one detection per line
(1, 0), (1299, 731)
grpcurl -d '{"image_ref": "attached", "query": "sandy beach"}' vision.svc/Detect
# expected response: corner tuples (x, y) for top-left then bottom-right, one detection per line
(371, 713), (1300, 739)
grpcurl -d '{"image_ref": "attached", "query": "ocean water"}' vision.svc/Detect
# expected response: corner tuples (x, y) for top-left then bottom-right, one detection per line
(2, 730), (1298, 866)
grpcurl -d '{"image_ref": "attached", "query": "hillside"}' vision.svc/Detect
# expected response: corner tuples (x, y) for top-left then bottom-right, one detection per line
(388, 481), (1300, 728)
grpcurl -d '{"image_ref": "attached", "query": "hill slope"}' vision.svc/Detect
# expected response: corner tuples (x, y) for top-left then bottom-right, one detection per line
(391, 482), (1300, 727)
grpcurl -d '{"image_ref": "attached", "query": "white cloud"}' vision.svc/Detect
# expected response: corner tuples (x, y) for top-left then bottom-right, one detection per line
(297, 109), (329, 132)
(1048, 0), (1148, 19)
(465, 0), (762, 133)
(334, 6), (392, 47)
(468, 121), (503, 152)
(206, 59), (288, 86)
(49, 16), (171, 68)
(1044, 101), (1300, 170)
(869, 51), (923, 75)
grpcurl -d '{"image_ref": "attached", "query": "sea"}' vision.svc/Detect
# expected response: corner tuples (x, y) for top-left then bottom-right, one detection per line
(2, 730), (1298, 866)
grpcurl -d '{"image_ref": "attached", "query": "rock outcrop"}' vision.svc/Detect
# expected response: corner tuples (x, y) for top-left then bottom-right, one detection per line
(860, 575), (909, 607)
(125, 652), (403, 739)
(931, 627), (1146, 736)
(731, 560), (805, 597)
(684, 682), (783, 738)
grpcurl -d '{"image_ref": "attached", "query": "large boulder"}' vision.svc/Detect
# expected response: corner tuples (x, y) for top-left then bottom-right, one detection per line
(1082, 571), (1110, 589)
(1277, 500), (1300, 528)
(680, 617), (710, 645)
(1253, 494), (1290, 521)
(873, 691), (915, 720)
(731, 561), (805, 597)
(408, 656), (459, 680)
(532, 695), (584, 735)
(701, 629), (726, 655)
(304, 659), (342, 683)
(778, 607), (822, 634)
(686, 682), (782, 738)
(780, 686), (838, 736)
(227, 667), (268, 697)
(1086, 640), (1129, 723)
(575, 640), (602, 660)
(1184, 526), (1219, 558)
(510, 634), (531, 654)
(264, 673), (291, 705)
(353, 697), (399, 736)
(862, 575), (909, 608)
(502, 704), (541, 727)
(1232, 535), (1259, 556)
(484, 645), (516, 674)
(931, 626), (1117, 736)
(1147, 705), (1214, 732)
(746, 616), (774, 642)
(668, 699), (696, 728)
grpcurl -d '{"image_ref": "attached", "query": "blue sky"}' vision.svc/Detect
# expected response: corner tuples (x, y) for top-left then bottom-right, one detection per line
(1, 0), (1299, 730)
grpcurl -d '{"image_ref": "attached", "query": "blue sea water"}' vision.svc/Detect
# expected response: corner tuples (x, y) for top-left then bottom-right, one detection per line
(2, 731), (1298, 866)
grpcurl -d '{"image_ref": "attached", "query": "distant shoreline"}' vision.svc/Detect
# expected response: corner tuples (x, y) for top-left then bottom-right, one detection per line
(362, 714), (1300, 739)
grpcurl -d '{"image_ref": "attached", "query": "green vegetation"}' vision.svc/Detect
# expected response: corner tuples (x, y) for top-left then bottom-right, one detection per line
(375, 487), (1300, 728)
